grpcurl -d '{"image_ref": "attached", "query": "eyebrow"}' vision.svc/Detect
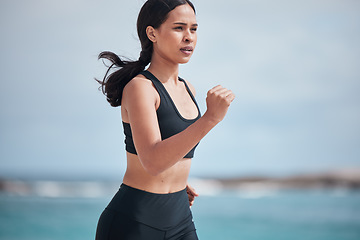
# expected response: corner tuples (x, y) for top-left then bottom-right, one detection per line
(173, 22), (198, 27)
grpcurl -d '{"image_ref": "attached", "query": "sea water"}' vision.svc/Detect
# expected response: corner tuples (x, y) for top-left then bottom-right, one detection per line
(1, 189), (360, 240)
(192, 189), (360, 240)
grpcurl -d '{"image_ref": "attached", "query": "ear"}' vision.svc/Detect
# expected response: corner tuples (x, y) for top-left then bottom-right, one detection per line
(146, 26), (157, 43)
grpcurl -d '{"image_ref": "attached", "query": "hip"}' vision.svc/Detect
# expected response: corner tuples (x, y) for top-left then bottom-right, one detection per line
(105, 183), (192, 230)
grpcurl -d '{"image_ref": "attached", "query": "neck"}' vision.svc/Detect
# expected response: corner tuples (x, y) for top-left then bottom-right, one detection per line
(147, 54), (179, 84)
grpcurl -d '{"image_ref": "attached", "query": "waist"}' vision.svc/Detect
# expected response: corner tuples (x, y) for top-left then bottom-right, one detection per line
(106, 183), (192, 230)
(124, 152), (191, 193)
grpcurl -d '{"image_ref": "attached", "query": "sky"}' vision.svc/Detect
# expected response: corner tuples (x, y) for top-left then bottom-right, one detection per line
(0, 0), (359, 180)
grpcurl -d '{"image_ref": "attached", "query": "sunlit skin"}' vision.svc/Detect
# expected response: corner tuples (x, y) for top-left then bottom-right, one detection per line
(120, 4), (235, 205)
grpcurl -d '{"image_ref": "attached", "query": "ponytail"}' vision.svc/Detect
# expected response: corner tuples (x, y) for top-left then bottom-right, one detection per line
(96, 47), (152, 107)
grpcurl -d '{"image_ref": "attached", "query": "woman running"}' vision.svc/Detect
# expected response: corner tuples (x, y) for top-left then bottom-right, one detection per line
(95, 0), (235, 239)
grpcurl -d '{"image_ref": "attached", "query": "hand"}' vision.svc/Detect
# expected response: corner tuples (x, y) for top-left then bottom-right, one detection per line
(205, 85), (235, 124)
(186, 183), (199, 207)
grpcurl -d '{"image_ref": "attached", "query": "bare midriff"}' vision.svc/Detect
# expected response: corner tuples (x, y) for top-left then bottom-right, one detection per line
(122, 152), (192, 194)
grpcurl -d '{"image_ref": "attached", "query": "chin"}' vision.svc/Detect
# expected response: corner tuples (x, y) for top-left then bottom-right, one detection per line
(178, 57), (192, 64)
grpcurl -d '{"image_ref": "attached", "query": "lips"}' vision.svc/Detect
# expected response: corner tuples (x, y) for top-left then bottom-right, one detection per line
(180, 46), (193, 54)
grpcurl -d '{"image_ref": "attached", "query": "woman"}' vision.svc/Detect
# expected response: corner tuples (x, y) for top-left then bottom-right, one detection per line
(95, 0), (235, 239)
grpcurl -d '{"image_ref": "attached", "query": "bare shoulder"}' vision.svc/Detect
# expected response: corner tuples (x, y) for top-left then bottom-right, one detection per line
(124, 74), (153, 93)
(122, 74), (158, 109)
(182, 78), (196, 96)
(123, 75), (156, 98)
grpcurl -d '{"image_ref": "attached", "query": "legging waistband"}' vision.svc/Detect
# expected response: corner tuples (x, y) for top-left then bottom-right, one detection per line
(106, 183), (192, 230)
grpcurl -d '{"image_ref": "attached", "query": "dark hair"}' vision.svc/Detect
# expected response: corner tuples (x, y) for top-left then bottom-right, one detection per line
(97, 0), (196, 107)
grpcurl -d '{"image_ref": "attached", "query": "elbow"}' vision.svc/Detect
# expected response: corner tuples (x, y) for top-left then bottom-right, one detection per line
(137, 143), (175, 176)
(139, 156), (164, 176)
(143, 162), (163, 176)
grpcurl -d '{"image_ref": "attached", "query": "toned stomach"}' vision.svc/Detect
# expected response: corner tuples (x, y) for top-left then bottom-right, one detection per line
(122, 152), (192, 194)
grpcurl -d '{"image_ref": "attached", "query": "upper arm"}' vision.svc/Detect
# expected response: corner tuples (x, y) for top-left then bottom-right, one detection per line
(122, 77), (162, 159)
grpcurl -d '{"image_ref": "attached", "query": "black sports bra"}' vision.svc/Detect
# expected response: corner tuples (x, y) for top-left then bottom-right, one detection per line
(123, 70), (201, 158)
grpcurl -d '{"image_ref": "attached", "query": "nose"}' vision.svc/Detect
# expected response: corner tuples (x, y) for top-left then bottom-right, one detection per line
(183, 30), (193, 43)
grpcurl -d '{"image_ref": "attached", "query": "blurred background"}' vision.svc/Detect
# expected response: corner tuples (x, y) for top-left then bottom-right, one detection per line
(1, 0), (359, 239)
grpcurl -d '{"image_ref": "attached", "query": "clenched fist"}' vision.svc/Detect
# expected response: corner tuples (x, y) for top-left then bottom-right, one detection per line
(204, 85), (235, 124)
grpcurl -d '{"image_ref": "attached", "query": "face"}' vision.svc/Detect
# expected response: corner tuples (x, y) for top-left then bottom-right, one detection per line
(148, 4), (198, 65)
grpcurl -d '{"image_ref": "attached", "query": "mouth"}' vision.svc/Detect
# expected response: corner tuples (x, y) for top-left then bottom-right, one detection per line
(180, 46), (194, 55)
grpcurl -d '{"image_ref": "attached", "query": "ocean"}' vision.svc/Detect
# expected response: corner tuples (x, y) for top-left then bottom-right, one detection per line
(1, 184), (359, 240)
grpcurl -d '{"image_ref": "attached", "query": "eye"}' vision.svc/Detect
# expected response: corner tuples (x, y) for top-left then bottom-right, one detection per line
(174, 26), (183, 30)
(191, 27), (197, 32)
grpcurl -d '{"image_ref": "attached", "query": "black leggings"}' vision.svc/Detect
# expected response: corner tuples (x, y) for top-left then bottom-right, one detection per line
(96, 184), (199, 240)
